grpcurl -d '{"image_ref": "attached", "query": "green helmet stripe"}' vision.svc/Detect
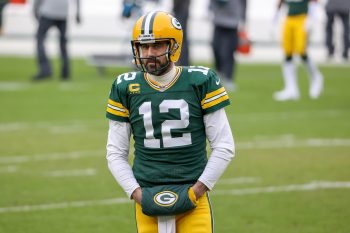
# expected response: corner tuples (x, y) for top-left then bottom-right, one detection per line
(142, 11), (157, 35)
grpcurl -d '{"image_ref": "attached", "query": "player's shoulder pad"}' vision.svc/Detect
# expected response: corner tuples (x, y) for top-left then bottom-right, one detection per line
(112, 70), (143, 87)
(182, 66), (218, 85)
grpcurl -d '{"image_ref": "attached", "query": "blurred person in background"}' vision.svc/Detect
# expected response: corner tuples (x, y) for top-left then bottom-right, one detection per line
(325, 0), (350, 61)
(32, 0), (81, 81)
(121, 0), (142, 18)
(273, 0), (323, 101)
(0, 0), (8, 35)
(173, 0), (191, 66)
(210, 0), (247, 91)
(106, 11), (234, 233)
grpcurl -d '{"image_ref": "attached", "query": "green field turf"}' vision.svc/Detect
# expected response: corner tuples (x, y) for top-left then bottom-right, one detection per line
(0, 56), (349, 233)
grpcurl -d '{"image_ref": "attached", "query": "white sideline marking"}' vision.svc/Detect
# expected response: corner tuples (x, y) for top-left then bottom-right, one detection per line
(0, 122), (88, 134)
(0, 121), (95, 133)
(0, 165), (17, 173)
(1, 137), (349, 165)
(213, 181), (350, 196)
(46, 168), (96, 177)
(218, 177), (259, 185)
(0, 150), (103, 164)
(238, 137), (350, 150)
(1, 181), (349, 214)
(0, 123), (25, 131)
(48, 126), (87, 134)
(233, 109), (347, 122)
(0, 197), (131, 213)
(0, 82), (29, 91)
(0, 82), (89, 92)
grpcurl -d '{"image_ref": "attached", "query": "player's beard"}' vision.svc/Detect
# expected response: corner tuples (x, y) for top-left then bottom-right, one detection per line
(143, 56), (170, 76)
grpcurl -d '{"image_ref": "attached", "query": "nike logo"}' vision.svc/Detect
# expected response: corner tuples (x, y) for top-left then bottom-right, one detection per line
(216, 78), (220, 85)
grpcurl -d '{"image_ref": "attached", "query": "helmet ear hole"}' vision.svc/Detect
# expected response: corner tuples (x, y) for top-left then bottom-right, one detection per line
(170, 42), (179, 55)
(131, 42), (143, 69)
(173, 43), (179, 51)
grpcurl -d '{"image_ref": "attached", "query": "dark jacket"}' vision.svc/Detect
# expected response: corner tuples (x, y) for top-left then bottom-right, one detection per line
(326, 0), (350, 13)
(210, 0), (247, 28)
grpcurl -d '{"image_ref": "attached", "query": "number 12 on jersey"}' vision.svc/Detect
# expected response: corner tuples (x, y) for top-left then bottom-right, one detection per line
(139, 99), (192, 148)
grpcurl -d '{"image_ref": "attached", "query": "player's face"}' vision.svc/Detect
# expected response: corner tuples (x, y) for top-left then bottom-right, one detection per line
(139, 41), (170, 75)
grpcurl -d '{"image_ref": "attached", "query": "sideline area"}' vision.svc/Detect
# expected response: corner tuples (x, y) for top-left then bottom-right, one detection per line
(1, 0), (347, 65)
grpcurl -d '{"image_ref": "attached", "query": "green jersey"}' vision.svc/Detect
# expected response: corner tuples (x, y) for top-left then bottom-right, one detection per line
(284, 0), (309, 16)
(106, 66), (230, 187)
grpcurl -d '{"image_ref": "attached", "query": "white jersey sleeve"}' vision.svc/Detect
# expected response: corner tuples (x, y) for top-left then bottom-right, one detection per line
(106, 120), (140, 198)
(198, 108), (235, 190)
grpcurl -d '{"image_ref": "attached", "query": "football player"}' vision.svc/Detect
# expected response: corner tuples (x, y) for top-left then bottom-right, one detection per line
(106, 11), (235, 233)
(273, 0), (324, 101)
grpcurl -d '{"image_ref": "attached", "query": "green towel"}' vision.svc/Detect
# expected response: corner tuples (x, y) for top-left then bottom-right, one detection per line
(141, 184), (197, 216)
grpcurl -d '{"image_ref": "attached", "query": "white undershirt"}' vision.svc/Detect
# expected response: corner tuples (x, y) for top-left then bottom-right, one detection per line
(106, 66), (235, 198)
(147, 64), (177, 87)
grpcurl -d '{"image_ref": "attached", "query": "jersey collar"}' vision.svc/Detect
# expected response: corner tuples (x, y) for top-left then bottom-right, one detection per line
(144, 66), (182, 92)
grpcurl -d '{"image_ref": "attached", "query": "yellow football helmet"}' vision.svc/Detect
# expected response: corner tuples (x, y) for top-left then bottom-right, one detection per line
(131, 11), (183, 74)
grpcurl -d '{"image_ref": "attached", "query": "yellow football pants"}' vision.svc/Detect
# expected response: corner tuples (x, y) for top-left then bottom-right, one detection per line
(135, 193), (213, 233)
(282, 14), (308, 56)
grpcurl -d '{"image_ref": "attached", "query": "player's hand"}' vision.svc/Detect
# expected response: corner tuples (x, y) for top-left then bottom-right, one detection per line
(132, 187), (142, 204)
(141, 184), (197, 216)
(191, 181), (208, 200)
